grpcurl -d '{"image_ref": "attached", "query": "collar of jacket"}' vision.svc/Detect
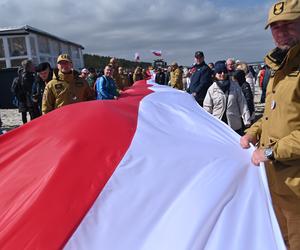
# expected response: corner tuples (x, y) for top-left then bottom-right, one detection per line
(265, 42), (300, 71)
(194, 61), (206, 69)
(52, 70), (75, 83)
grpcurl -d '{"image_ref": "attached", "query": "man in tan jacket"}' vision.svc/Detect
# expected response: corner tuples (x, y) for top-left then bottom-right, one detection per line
(240, 1), (300, 249)
(170, 62), (183, 90)
(42, 54), (94, 114)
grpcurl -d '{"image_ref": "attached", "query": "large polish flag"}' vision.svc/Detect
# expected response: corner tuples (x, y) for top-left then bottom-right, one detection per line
(0, 80), (285, 250)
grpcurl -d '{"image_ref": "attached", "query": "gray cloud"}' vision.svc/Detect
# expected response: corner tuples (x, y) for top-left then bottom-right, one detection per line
(0, 0), (276, 65)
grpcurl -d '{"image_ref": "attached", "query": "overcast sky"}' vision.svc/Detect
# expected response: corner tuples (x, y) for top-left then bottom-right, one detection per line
(0, 0), (277, 65)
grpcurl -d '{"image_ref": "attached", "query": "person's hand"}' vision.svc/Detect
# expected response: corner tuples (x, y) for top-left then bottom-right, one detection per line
(192, 92), (197, 97)
(240, 134), (257, 149)
(252, 148), (268, 166)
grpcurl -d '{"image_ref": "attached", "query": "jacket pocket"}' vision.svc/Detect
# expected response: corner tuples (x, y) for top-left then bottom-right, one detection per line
(285, 177), (300, 198)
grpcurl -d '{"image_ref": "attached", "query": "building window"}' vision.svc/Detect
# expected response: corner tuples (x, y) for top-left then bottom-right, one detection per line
(40, 56), (53, 66)
(32, 57), (39, 66)
(0, 60), (6, 69)
(11, 58), (28, 68)
(8, 37), (27, 57)
(60, 44), (68, 54)
(38, 36), (50, 54)
(0, 39), (4, 58)
(30, 37), (37, 56)
(71, 46), (80, 59)
(52, 40), (61, 56)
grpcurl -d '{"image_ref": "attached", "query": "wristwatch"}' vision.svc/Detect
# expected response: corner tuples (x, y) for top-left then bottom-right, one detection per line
(264, 148), (274, 160)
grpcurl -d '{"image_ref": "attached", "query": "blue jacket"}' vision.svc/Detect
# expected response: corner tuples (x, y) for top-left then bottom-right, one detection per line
(95, 76), (118, 100)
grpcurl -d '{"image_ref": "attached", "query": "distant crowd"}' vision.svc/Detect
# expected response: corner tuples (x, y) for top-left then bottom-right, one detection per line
(0, 51), (270, 136)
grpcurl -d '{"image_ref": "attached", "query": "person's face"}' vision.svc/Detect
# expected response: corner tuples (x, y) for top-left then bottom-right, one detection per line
(194, 56), (203, 64)
(226, 60), (235, 71)
(58, 60), (72, 73)
(81, 71), (89, 79)
(38, 68), (50, 81)
(215, 71), (228, 81)
(118, 67), (123, 74)
(270, 18), (300, 50)
(104, 66), (112, 77)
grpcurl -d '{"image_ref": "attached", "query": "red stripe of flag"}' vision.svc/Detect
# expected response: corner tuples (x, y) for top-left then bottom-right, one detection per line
(0, 80), (152, 249)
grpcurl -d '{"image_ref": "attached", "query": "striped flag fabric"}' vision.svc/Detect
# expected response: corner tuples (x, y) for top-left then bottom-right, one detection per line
(0, 79), (284, 250)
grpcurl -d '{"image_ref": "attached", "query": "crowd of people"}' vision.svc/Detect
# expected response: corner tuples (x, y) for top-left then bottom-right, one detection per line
(0, 0), (299, 248)
(2, 56), (152, 126)
(1, 50), (265, 137)
(153, 52), (263, 135)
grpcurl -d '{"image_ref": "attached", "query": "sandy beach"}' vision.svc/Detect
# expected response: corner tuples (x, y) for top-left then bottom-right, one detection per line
(0, 109), (30, 131)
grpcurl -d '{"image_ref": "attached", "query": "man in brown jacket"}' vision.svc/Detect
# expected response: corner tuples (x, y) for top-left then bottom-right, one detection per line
(240, 1), (300, 249)
(42, 54), (94, 114)
(170, 62), (183, 90)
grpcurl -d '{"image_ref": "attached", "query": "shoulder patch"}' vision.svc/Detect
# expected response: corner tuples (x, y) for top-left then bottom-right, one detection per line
(54, 83), (64, 90)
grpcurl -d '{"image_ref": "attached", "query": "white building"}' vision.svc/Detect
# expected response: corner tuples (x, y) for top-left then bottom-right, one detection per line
(0, 25), (84, 69)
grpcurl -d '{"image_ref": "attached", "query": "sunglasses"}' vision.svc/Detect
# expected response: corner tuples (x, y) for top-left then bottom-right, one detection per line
(216, 71), (227, 74)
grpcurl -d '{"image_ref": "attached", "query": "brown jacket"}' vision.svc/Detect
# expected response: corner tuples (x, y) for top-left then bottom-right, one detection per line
(42, 70), (94, 114)
(170, 68), (183, 90)
(246, 43), (300, 199)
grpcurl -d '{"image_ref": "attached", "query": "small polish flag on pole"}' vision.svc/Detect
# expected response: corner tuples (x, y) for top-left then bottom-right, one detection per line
(151, 50), (162, 57)
(134, 52), (140, 61)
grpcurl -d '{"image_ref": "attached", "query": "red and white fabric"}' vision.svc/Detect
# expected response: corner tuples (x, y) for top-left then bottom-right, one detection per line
(151, 50), (162, 57)
(0, 80), (284, 250)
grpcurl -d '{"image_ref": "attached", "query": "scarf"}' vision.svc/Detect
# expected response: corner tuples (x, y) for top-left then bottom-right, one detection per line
(216, 80), (230, 93)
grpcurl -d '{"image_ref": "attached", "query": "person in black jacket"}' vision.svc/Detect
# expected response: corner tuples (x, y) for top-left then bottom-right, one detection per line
(188, 51), (213, 106)
(32, 62), (52, 117)
(155, 68), (166, 85)
(233, 70), (255, 123)
(11, 60), (35, 124)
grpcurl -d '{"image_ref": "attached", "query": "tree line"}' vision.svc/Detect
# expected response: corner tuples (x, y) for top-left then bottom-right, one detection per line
(83, 54), (152, 70)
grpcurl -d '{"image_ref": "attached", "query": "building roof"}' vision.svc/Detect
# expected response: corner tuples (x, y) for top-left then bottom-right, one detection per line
(0, 25), (84, 49)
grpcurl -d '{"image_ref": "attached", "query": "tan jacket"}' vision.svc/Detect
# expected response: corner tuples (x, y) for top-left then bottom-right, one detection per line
(42, 70), (94, 114)
(203, 81), (251, 130)
(117, 74), (130, 90)
(246, 43), (300, 199)
(170, 68), (183, 90)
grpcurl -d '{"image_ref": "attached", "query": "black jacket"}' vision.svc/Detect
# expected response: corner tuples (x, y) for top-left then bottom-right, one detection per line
(11, 68), (35, 112)
(155, 72), (166, 85)
(241, 81), (255, 116)
(188, 62), (213, 100)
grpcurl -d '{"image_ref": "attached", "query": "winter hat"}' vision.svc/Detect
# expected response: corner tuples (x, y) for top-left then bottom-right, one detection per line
(214, 61), (228, 74)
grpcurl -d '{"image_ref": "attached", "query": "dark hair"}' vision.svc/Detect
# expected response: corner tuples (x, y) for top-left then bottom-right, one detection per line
(233, 70), (246, 85)
(36, 62), (51, 72)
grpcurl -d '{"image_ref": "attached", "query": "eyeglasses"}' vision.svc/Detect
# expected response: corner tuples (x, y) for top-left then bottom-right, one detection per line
(215, 71), (227, 74)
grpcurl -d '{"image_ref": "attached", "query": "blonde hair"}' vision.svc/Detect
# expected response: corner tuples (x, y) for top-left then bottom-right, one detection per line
(236, 62), (249, 74)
